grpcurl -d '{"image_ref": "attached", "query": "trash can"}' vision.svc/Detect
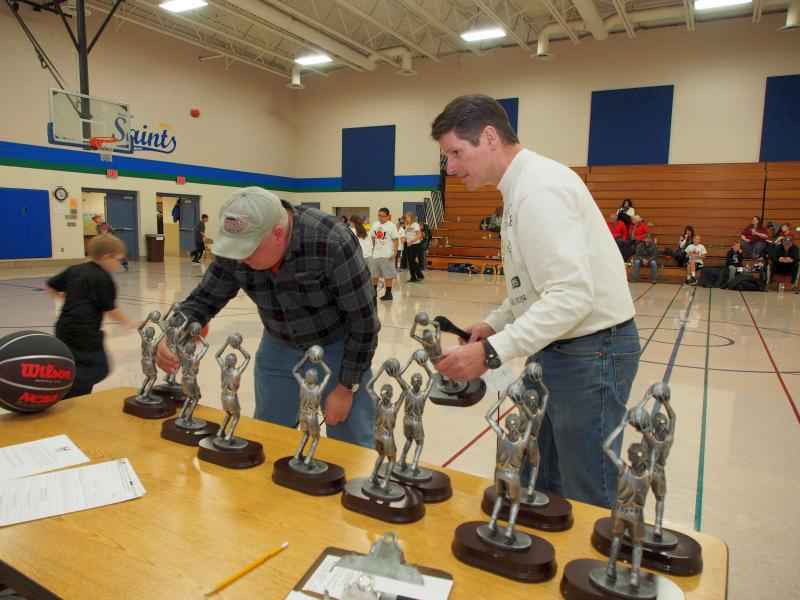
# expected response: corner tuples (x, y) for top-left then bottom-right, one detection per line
(145, 234), (164, 263)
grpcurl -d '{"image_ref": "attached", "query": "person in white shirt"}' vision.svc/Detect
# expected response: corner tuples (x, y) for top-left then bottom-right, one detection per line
(431, 94), (640, 508)
(350, 216), (375, 280)
(370, 208), (399, 301)
(684, 234), (708, 286)
(403, 213), (425, 283)
(396, 219), (406, 270)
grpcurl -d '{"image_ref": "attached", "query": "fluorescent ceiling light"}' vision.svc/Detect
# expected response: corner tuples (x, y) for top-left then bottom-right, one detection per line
(460, 27), (506, 42)
(694, 0), (751, 11)
(159, 0), (207, 13)
(294, 54), (333, 66)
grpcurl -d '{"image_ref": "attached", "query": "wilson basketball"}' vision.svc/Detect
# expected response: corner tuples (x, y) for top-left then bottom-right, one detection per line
(0, 331), (76, 413)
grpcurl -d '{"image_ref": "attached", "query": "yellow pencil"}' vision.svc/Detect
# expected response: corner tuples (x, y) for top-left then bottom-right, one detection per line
(205, 541), (289, 597)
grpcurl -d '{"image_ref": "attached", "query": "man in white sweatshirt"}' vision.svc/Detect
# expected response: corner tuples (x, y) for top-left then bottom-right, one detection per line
(431, 95), (640, 508)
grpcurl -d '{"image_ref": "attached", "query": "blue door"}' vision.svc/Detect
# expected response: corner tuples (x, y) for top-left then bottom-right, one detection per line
(106, 191), (139, 259)
(178, 197), (200, 254)
(402, 202), (425, 222)
(0, 188), (52, 259)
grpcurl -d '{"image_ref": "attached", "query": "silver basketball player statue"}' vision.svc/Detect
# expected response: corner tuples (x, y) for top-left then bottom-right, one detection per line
(517, 362), (549, 507)
(156, 303), (189, 390)
(291, 345), (332, 474)
(590, 408), (656, 598)
(213, 334), (251, 450)
(642, 382), (676, 544)
(481, 394), (535, 549)
(364, 358), (406, 500)
(134, 310), (163, 403)
(393, 349), (435, 480)
(410, 312), (468, 396)
(173, 322), (210, 430)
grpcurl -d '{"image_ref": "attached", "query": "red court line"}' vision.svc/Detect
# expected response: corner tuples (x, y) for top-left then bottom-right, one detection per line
(740, 292), (800, 425)
(440, 282), (656, 469)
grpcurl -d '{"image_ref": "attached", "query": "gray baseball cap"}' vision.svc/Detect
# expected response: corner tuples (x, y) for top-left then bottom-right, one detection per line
(213, 187), (286, 260)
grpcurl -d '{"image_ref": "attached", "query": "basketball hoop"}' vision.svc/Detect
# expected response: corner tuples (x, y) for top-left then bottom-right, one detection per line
(89, 136), (118, 162)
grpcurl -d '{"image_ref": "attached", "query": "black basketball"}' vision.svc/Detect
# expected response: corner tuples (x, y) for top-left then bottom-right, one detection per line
(0, 331), (76, 413)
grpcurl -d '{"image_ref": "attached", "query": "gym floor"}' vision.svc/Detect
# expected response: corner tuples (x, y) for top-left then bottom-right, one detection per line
(1, 258), (797, 600)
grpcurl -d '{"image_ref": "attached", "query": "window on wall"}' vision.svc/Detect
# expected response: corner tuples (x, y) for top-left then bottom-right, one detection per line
(342, 125), (396, 191)
(587, 85), (674, 166)
(760, 74), (800, 162)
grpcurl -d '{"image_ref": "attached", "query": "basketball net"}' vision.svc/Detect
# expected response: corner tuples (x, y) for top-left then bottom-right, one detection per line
(89, 136), (118, 163)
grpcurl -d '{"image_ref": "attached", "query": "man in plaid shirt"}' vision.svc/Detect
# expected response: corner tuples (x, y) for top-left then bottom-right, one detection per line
(156, 187), (380, 448)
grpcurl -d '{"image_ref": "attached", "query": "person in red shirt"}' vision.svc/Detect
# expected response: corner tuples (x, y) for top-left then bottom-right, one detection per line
(608, 213), (628, 255)
(631, 215), (649, 242)
(740, 216), (769, 258)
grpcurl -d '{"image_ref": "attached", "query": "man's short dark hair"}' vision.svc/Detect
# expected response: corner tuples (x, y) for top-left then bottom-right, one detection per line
(378, 207), (390, 216)
(431, 94), (519, 146)
(201, 213), (208, 219)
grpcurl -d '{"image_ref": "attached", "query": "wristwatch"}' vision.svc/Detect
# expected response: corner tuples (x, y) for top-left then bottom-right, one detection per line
(342, 382), (360, 393)
(482, 339), (502, 369)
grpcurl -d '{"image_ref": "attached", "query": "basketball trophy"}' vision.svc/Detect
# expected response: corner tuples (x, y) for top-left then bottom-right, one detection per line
(150, 303), (188, 407)
(410, 312), (485, 407)
(342, 358), (425, 523)
(161, 322), (220, 445)
(452, 393), (556, 582)
(272, 345), (346, 495)
(481, 363), (573, 531)
(591, 382), (703, 577)
(124, 311), (176, 419)
(197, 334), (265, 469)
(383, 349), (452, 503)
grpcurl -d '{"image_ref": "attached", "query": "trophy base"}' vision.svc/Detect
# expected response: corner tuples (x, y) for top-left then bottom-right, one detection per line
(123, 394), (176, 419)
(341, 477), (425, 524)
(591, 518), (703, 576)
(150, 384), (185, 408)
(388, 464), (453, 503)
(429, 375), (486, 407)
(451, 521), (556, 583)
(160, 418), (219, 446)
(197, 436), (265, 469)
(481, 485), (574, 532)
(560, 559), (685, 600)
(272, 456), (345, 496)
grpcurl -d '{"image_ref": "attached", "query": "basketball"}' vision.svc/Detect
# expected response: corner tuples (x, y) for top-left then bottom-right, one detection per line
(0, 331), (76, 413)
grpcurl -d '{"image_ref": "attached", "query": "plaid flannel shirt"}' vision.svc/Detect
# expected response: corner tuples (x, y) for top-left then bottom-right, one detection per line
(180, 203), (379, 387)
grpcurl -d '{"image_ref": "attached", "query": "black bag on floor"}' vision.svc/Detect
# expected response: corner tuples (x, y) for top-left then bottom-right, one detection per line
(698, 267), (722, 288)
(728, 272), (764, 291)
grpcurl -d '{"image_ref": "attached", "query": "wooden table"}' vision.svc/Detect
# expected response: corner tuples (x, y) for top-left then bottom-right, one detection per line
(0, 388), (728, 600)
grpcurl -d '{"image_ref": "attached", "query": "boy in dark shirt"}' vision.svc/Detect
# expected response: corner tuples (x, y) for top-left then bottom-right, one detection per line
(191, 213), (209, 263)
(720, 241), (744, 288)
(631, 233), (659, 283)
(47, 234), (137, 398)
(772, 236), (800, 289)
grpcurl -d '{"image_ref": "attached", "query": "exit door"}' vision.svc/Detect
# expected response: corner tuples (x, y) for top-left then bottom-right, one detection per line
(178, 197), (200, 254)
(106, 191), (139, 259)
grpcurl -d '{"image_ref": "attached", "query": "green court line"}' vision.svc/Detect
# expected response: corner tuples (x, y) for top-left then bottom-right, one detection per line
(694, 287), (713, 531)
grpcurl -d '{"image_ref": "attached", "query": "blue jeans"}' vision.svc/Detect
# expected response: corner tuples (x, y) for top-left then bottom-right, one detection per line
(523, 320), (641, 508)
(632, 258), (658, 283)
(253, 335), (375, 449)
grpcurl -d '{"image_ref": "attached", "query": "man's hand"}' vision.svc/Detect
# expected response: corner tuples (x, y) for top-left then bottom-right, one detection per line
(436, 342), (489, 381)
(156, 337), (179, 373)
(324, 384), (353, 426)
(465, 322), (496, 345)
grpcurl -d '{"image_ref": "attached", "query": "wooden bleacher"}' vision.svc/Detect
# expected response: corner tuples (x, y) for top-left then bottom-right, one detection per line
(765, 161), (800, 228)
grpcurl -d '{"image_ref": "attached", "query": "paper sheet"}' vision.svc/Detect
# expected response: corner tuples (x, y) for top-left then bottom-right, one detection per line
(0, 434), (89, 481)
(303, 554), (452, 600)
(0, 458), (145, 527)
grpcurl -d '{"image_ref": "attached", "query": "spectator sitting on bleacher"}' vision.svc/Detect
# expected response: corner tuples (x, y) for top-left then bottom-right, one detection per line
(667, 225), (695, 267)
(766, 223), (794, 262)
(608, 213), (628, 256)
(719, 241), (744, 289)
(771, 236), (799, 290)
(631, 215), (649, 242)
(480, 207), (502, 233)
(685, 234), (708, 286)
(617, 198), (636, 220)
(631, 233), (659, 284)
(740, 216), (769, 259)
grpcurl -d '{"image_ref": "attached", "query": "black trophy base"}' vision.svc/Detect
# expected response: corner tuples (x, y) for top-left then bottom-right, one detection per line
(390, 465), (453, 503)
(160, 418), (220, 446)
(341, 477), (425, 523)
(429, 375), (486, 407)
(561, 559), (685, 600)
(197, 436), (265, 469)
(123, 394), (176, 419)
(452, 521), (556, 583)
(592, 518), (703, 576)
(272, 456), (346, 496)
(481, 485), (574, 531)
(150, 384), (185, 408)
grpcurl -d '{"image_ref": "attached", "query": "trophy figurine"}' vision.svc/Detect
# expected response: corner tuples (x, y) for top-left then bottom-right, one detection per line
(341, 358), (425, 524)
(591, 382), (703, 577)
(380, 349), (452, 503)
(410, 312), (486, 407)
(161, 322), (220, 445)
(481, 363), (573, 531)
(123, 311), (176, 419)
(197, 334), (265, 469)
(150, 303), (189, 407)
(452, 391), (556, 583)
(272, 346), (346, 495)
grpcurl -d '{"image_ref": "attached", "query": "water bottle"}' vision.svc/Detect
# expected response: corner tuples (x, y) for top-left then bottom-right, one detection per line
(778, 282), (785, 295)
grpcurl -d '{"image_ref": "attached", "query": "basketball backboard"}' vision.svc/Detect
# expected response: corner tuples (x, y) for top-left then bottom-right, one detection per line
(48, 88), (133, 155)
